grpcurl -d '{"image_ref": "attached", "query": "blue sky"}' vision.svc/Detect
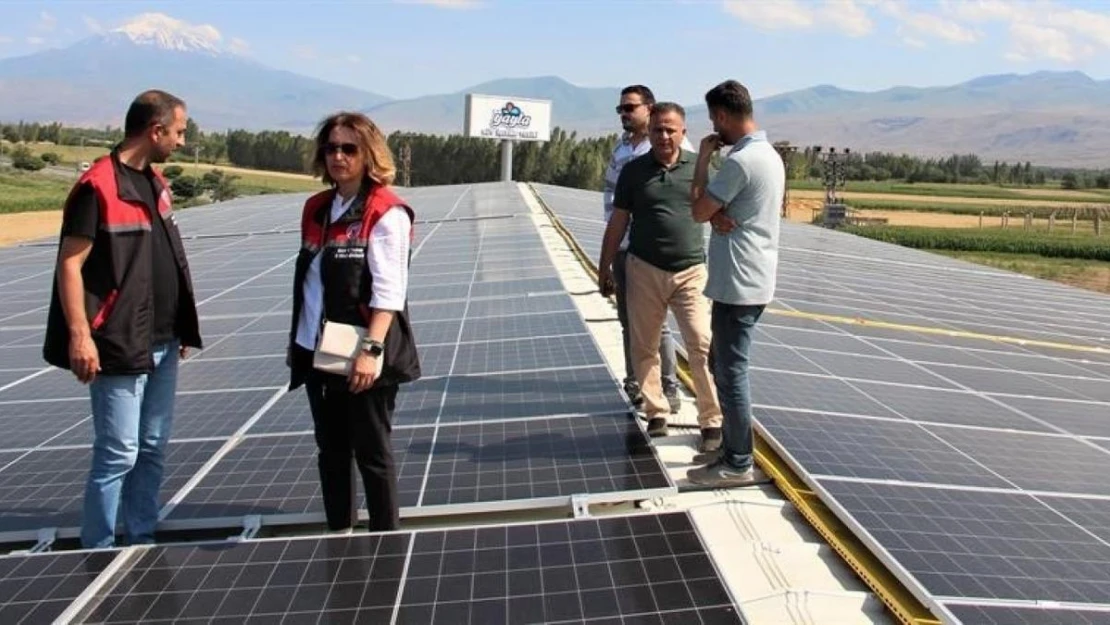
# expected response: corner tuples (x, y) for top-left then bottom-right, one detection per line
(2, 0), (1109, 104)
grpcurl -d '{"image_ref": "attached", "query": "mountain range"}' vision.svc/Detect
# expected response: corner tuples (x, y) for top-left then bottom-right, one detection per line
(2, 13), (1109, 167)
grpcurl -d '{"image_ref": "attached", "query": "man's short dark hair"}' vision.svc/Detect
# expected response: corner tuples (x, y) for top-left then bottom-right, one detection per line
(620, 84), (655, 106)
(124, 89), (186, 138)
(704, 80), (753, 118)
(650, 101), (685, 119)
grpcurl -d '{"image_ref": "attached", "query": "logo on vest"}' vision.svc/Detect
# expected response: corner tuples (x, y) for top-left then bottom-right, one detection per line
(346, 223), (361, 240)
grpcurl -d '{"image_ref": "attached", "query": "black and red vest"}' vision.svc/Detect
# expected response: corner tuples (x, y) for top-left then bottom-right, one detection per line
(287, 178), (421, 390)
(43, 151), (203, 375)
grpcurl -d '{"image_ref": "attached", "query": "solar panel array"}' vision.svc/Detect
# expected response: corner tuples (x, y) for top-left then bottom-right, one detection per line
(0, 183), (678, 543)
(4, 510), (742, 624)
(532, 182), (1110, 625)
(0, 182), (744, 623)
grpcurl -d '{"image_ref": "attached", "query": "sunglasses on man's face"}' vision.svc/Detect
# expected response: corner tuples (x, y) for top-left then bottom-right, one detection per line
(324, 142), (359, 156)
(615, 103), (644, 114)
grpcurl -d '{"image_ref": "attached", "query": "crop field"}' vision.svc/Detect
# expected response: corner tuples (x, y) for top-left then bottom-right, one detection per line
(789, 178), (1110, 202)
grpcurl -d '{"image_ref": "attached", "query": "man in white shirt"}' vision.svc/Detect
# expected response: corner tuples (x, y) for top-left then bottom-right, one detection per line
(602, 84), (691, 414)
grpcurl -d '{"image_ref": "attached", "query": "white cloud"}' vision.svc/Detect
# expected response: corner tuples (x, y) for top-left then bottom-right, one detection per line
(724, 0), (1110, 62)
(347, 54), (362, 64)
(826, 0), (875, 37)
(38, 11), (57, 32)
(945, 0), (1021, 22)
(722, 0), (873, 37)
(0, 35), (13, 44)
(83, 16), (104, 34)
(1043, 7), (1110, 49)
(1008, 22), (1091, 63)
(947, 0), (1110, 61)
(723, 0), (812, 29)
(26, 36), (45, 45)
(875, 0), (977, 43)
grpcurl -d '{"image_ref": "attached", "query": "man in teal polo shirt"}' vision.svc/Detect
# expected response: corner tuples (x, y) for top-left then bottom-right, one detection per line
(687, 79), (785, 488)
(598, 102), (723, 450)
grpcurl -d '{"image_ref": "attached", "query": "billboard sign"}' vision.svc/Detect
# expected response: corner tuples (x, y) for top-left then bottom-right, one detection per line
(464, 94), (552, 142)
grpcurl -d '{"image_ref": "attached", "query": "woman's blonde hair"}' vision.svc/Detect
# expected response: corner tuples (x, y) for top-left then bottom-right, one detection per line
(311, 111), (396, 186)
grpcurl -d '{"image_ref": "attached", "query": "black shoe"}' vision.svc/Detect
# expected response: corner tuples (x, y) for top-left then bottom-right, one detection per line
(646, 417), (668, 437)
(663, 385), (681, 414)
(699, 427), (722, 453)
(623, 379), (643, 407)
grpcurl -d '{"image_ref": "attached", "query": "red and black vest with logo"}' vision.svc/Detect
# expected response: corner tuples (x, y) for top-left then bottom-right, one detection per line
(287, 178), (421, 390)
(43, 151), (203, 375)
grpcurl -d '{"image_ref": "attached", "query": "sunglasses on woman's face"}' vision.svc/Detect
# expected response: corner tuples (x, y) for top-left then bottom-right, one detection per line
(324, 142), (359, 156)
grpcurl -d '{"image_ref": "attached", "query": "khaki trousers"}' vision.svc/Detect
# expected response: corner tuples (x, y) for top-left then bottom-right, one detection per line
(625, 253), (722, 428)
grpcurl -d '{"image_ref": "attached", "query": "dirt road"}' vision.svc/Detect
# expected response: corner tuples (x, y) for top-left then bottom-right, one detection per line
(0, 210), (61, 247)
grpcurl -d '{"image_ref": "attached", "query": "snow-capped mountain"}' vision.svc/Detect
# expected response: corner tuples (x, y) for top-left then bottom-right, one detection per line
(103, 13), (238, 56)
(0, 13), (391, 132)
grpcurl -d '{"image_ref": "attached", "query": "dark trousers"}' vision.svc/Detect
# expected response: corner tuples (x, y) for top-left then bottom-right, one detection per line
(710, 301), (765, 472)
(304, 372), (400, 531)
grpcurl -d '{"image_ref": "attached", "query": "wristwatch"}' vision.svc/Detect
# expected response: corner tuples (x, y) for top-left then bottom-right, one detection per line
(361, 338), (384, 357)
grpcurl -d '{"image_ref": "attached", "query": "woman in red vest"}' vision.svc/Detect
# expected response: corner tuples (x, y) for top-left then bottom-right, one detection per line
(287, 111), (421, 533)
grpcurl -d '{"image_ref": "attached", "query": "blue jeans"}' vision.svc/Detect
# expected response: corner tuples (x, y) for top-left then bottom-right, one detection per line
(711, 302), (765, 471)
(81, 340), (180, 548)
(613, 250), (678, 392)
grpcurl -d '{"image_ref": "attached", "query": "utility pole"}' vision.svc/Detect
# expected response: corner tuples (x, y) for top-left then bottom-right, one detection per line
(816, 146), (850, 227)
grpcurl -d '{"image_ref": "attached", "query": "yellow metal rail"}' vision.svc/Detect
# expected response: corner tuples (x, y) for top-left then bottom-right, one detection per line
(768, 309), (1109, 356)
(526, 183), (942, 625)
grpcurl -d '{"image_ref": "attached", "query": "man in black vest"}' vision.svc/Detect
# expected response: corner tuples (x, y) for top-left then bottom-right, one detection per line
(43, 89), (202, 549)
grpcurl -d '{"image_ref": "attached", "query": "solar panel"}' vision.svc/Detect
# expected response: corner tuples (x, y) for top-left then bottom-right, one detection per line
(162, 414), (668, 528)
(942, 604), (1110, 625)
(0, 183), (674, 546)
(0, 440), (223, 538)
(531, 182), (1110, 624)
(65, 511), (743, 624)
(0, 549), (116, 624)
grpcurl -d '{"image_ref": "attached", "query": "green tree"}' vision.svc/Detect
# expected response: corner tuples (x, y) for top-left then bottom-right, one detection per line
(11, 145), (45, 171)
(171, 176), (203, 200)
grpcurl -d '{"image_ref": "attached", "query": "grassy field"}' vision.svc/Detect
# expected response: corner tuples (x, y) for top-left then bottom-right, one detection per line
(177, 163), (321, 194)
(2, 141), (321, 192)
(789, 178), (1110, 202)
(1, 141), (110, 165)
(0, 170), (73, 213)
(842, 197), (1107, 220)
(0, 159), (319, 215)
(842, 225), (1110, 261)
(936, 251), (1110, 294)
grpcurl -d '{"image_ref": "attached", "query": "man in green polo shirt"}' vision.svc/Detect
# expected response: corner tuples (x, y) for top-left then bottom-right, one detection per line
(598, 102), (723, 450)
